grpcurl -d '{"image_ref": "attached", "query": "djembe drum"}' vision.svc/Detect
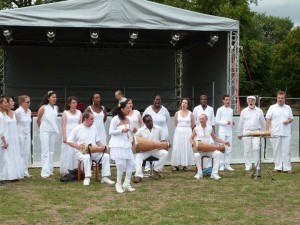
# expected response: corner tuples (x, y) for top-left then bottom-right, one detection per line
(80, 143), (107, 155)
(133, 135), (169, 153)
(192, 140), (225, 152)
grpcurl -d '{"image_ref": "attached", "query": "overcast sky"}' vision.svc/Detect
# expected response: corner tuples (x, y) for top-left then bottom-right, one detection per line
(250, 0), (300, 27)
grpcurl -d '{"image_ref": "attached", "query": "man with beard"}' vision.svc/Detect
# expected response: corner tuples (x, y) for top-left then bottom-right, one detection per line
(237, 96), (266, 171)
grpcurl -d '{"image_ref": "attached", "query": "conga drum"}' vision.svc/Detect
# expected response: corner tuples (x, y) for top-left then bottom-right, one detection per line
(192, 140), (225, 153)
(80, 143), (107, 155)
(245, 131), (271, 137)
(133, 135), (169, 153)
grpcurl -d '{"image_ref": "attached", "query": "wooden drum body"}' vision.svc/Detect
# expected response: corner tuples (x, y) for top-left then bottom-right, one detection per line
(192, 140), (225, 153)
(80, 144), (107, 155)
(245, 131), (271, 137)
(133, 136), (169, 153)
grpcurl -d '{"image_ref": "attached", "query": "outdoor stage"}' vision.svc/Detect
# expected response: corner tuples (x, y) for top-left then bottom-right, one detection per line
(30, 116), (300, 168)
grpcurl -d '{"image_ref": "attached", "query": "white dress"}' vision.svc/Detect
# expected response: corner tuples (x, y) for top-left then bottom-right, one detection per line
(171, 111), (194, 166)
(89, 106), (107, 145)
(108, 116), (134, 160)
(60, 110), (81, 175)
(142, 105), (170, 138)
(1, 113), (23, 180)
(15, 106), (32, 177)
(127, 110), (141, 131)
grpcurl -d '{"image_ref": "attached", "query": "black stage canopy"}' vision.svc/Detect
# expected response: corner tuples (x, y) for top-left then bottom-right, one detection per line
(0, 0), (239, 113)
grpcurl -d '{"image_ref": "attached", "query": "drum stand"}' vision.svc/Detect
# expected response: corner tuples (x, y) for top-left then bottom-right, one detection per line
(251, 137), (274, 181)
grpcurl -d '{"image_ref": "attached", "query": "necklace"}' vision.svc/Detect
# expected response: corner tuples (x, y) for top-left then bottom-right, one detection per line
(70, 109), (76, 114)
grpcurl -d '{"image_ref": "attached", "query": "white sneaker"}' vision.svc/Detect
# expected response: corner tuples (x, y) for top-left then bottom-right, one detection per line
(101, 177), (115, 185)
(83, 178), (90, 186)
(225, 166), (235, 171)
(219, 166), (224, 171)
(115, 183), (125, 193)
(245, 167), (251, 171)
(211, 174), (221, 180)
(194, 174), (203, 180)
(123, 184), (136, 192)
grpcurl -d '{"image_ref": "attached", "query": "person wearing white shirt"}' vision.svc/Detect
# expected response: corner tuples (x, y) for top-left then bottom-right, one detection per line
(109, 100), (136, 193)
(266, 91), (293, 173)
(60, 96), (81, 175)
(237, 96), (266, 171)
(142, 93), (170, 171)
(114, 90), (127, 104)
(193, 95), (215, 169)
(133, 114), (168, 183)
(67, 112), (114, 186)
(189, 114), (230, 180)
(127, 99), (143, 133)
(15, 95), (32, 178)
(215, 95), (235, 171)
(193, 95), (215, 127)
(37, 91), (60, 178)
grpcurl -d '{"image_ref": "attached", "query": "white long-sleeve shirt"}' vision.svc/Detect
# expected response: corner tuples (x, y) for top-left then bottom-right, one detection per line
(237, 106), (266, 136)
(193, 105), (215, 126)
(266, 103), (293, 136)
(215, 106), (233, 136)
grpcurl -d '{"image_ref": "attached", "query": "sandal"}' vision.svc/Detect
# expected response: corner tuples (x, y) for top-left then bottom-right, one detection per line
(172, 166), (179, 171)
(183, 167), (189, 172)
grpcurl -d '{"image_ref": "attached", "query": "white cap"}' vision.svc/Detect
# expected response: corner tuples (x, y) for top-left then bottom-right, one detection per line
(247, 96), (256, 100)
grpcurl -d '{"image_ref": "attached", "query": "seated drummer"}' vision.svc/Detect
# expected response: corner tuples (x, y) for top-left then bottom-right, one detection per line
(67, 112), (115, 186)
(133, 114), (169, 183)
(189, 114), (230, 180)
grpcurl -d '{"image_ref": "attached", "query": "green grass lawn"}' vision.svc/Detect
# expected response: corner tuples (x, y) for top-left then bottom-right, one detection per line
(1, 163), (300, 225)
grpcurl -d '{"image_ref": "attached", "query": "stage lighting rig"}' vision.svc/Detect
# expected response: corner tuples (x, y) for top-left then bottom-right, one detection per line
(90, 29), (99, 44)
(170, 33), (180, 46)
(47, 30), (56, 43)
(208, 34), (219, 47)
(3, 29), (13, 43)
(129, 30), (138, 46)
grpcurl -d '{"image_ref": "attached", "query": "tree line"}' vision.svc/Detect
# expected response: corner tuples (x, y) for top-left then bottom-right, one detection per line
(0, 0), (299, 97)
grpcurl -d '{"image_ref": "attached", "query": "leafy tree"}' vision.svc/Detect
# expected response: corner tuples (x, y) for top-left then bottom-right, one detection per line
(271, 27), (300, 97)
(0, 0), (64, 9)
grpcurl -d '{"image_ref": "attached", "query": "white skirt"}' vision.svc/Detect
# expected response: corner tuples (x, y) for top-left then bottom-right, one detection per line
(60, 143), (78, 175)
(110, 147), (134, 160)
(171, 126), (195, 166)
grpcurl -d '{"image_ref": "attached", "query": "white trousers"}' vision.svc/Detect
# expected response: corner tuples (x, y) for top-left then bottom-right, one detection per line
(76, 152), (111, 178)
(194, 151), (221, 176)
(243, 137), (260, 169)
(115, 158), (135, 184)
(18, 133), (31, 176)
(135, 149), (168, 178)
(270, 136), (291, 171)
(218, 135), (232, 167)
(40, 131), (57, 177)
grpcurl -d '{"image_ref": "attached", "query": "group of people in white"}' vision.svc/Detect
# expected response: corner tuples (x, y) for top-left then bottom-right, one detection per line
(0, 90), (294, 193)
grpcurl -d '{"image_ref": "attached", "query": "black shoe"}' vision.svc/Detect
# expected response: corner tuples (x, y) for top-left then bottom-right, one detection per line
(183, 167), (189, 172)
(172, 166), (179, 171)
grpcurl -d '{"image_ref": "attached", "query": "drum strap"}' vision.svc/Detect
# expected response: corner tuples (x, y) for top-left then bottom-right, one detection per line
(87, 144), (106, 165)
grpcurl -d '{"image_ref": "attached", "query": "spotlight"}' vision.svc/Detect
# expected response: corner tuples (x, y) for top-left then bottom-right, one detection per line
(47, 30), (55, 43)
(90, 29), (99, 44)
(128, 31), (138, 46)
(3, 29), (13, 43)
(170, 33), (180, 46)
(208, 35), (219, 47)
